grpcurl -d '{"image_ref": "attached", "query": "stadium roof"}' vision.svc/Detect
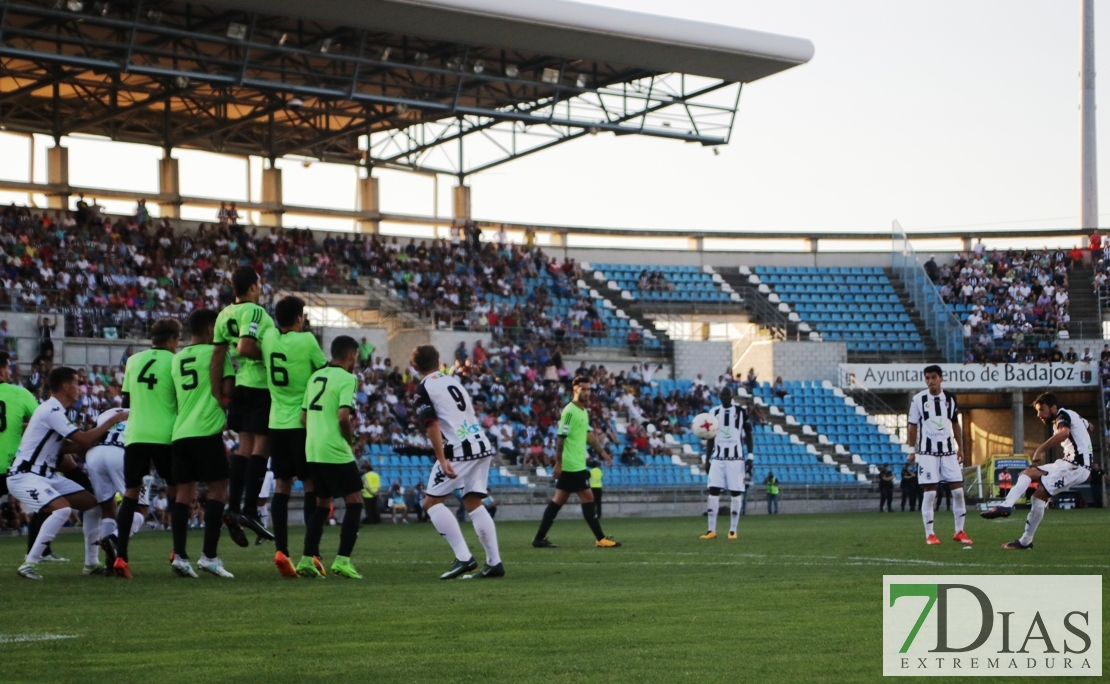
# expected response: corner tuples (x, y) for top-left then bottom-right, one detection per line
(0, 0), (813, 175)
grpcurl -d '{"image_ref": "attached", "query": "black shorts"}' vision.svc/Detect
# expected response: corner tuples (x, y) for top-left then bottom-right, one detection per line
(270, 428), (308, 481)
(555, 469), (591, 492)
(226, 386), (271, 435)
(172, 434), (230, 484)
(309, 461), (362, 500)
(124, 443), (176, 488)
(0, 474), (7, 497)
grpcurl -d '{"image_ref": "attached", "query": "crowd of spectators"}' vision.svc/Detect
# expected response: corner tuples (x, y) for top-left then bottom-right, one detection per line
(928, 240), (1078, 363)
(636, 269), (675, 293)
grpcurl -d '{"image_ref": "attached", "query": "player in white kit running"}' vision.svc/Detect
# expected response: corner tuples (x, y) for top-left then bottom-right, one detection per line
(906, 365), (971, 546)
(981, 393), (1093, 549)
(699, 387), (752, 540)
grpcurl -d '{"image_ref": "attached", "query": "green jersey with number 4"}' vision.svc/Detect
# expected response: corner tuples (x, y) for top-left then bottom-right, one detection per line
(261, 328), (327, 430)
(213, 301), (274, 389)
(171, 344), (234, 440)
(303, 365), (358, 464)
(0, 383), (40, 471)
(122, 348), (177, 445)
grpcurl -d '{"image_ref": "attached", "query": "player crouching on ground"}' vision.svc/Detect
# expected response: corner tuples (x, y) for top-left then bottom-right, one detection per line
(295, 335), (365, 579)
(411, 344), (504, 580)
(981, 393), (1093, 549)
(8, 367), (128, 579)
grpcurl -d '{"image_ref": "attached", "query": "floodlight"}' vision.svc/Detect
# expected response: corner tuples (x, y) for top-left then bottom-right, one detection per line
(575, 74), (588, 88)
(504, 64), (519, 78)
(473, 60), (485, 74)
(541, 68), (559, 84)
(226, 22), (247, 41)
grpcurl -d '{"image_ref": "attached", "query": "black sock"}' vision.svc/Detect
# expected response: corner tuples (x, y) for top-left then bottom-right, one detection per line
(338, 501), (362, 557)
(243, 454), (268, 511)
(28, 511), (46, 553)
(115, 496), (139, 561)
(272, 492), (290, 556)
(171, 502), (190, 559)
(227, 455), (248, 514)
(303, 492), (317, 526)
(534, 501), (563, 541)
(303, 505), (326, 558)
(202, 500), (225, 559)
(582, 503), (605, 540)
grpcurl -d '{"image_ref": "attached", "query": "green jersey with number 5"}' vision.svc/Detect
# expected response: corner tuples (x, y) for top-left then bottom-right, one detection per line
(302, 365), (357, 464)
(171, 343), (234, 440)
(260, 328), (327, 430)
(122, 348), (177, 445)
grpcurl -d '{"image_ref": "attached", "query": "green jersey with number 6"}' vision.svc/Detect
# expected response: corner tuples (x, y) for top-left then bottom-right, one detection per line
(260, 328), (327, 430)
(171, 343), (234, 440)
(122, 348), (177, 445)
(213, 301), (274, 389)
(0, 382), (40, 472)
(302, 365), (358, 464)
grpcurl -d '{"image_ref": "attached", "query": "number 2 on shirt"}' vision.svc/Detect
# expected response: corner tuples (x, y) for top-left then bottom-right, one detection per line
(308, 377), (327, 411)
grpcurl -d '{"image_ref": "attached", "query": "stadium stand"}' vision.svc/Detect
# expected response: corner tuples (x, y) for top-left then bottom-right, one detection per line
(589, 263), (736, 304)
(750, 266), (926, 353)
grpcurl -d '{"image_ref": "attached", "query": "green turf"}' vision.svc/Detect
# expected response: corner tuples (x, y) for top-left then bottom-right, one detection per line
(1, 510), (1107, 683)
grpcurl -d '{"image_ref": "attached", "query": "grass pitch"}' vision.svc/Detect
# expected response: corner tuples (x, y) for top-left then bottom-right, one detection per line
(1, 509), (1107, 683)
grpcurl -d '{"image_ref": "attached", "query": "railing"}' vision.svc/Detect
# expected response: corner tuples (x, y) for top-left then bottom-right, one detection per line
(892, 220), (965, 362)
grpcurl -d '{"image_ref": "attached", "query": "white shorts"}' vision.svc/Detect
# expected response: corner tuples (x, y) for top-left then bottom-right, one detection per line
(708, 460), (746, 492)
(918, 454), (961, 485)
(1036, 460), (1091, 496)
(260, 471), (274, 500)
(85, 445), (125, 504)
(6, 472), (87, 513)
(426, 457), (491, 498)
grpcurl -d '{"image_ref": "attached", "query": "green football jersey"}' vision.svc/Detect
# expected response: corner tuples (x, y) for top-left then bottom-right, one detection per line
(302, 365), (358, 464)
(557, 402), (590, 472)
(0, 383), (40, 471)
(261, 328), (327, 430)
(213, 301), (274, 389)
(171, 344), (234, 441)
(122, 348), (177, 445)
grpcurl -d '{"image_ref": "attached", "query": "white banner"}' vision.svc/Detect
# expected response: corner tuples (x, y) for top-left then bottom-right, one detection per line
(839, 363), (1099, 391)
(884, 575), (1102, 676)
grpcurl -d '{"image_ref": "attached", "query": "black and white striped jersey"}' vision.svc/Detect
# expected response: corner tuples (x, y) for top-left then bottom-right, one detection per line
(709, 404), (748, 461)
(1053, 407), (1092, 467)
(908, 390), (958, 456)
(96, 408), (127, 449)
(8, 397), (78, 477)
(413, 371), (493, 461)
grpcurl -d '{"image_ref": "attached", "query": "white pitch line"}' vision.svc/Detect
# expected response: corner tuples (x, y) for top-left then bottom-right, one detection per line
(0, 634), (79, 644)
(354, 556), (1109, 570)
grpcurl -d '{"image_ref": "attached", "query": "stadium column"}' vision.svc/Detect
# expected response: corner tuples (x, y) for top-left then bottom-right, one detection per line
(46, 145), (69, 209)
(159, 156), (182, 219)
(260, 166), (284, 227)
(1011, 391), (1024, 454)
(358, 175), (380, 233)
(453, 184), (471, 219)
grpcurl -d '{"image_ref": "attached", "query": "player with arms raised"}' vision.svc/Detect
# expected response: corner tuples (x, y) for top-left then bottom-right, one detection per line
(532, 376), (620, 549)
(260, 295), (327, 577)
(212, 265), (274, 542)
(411, 345), (504, 580)
(981, 393), (1093, 549)
(699, 387), (752, 540)
(907, 365), (972, 546)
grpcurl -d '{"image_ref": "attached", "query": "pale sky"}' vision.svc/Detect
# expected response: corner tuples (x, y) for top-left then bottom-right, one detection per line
(0, 1), (1107, 243)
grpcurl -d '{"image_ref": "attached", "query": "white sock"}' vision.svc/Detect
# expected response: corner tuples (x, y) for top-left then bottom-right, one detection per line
(83, 507), (102, 566)
(706, 495), (720, 534)
(100, 516), (118, 542)
(1020, 498), (1047, 545)
(132, 512), (144, 536)
(27, 508), (71, 564)
(952, 488), (967, 534)
(428, 503), (471, 561)
(729, 496), (742, 534)
(468, 505), (501, 566)
(1003, 474), (1032, 507)
(258, 505), (269, 528)
(921, 491), (937, 536)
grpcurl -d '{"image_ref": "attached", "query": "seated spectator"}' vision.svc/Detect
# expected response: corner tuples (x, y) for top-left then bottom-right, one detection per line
(744, 368), (758, 391)
(1064, 347), (1079, 363)
(773, 376), (788, 398)
(389, 482), (408, 524)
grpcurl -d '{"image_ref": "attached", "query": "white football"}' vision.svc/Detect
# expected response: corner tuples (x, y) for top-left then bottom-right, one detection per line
(692, 413), (719, 440)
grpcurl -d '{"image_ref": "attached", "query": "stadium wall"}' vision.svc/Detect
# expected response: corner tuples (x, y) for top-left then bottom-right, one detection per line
(320, 326), (388, 364)
(568, 248), (895, 270)
(673, 340), (733, 383)
(382, 329), (493, 367)
(772, 342), (847, 384)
